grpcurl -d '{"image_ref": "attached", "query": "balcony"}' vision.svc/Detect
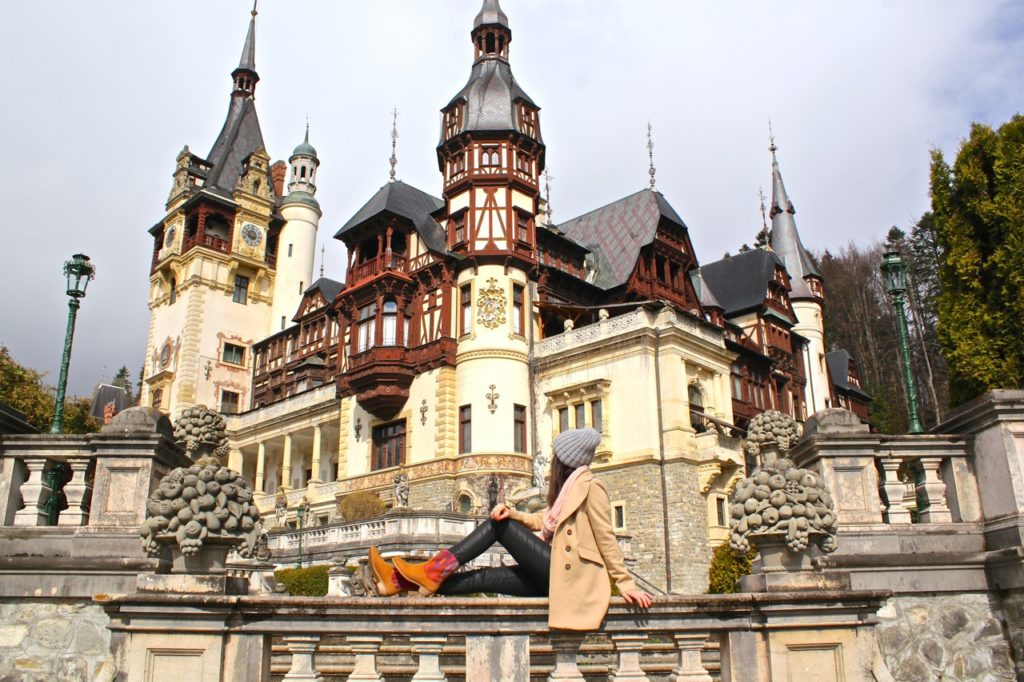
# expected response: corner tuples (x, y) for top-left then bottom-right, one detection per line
(182, 233), (230, 255)
(347, 253), (409, 286)
(340, 339), (456, 417)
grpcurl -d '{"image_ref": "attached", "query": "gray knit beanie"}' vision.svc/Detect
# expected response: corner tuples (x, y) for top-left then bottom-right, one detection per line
(553, 428), (601, 468)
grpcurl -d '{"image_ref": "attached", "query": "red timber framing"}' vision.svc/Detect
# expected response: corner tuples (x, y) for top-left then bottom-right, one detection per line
(251, 287), (340, 409)
(625, 219), (703, 314)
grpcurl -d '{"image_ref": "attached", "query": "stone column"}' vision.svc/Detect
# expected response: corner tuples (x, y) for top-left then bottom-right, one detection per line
(227, 448), (242, 472)
(411, 635), (449, 682)
(679, 358), (692, 430)
(282, 635), (324, 681)
(58, 457), (92, 526)
(309, 425), (323, 484)
(255, 442), (266, 494)
(282, 434), (293, 491)
(14, 458), (51, 526)
(917, 456), (953, 523)
(608, 633), (650, 682)
(668, 634), (712, 682)
(347, 635), (384, 682)
(548, 631), (585, 681)
(878, 457), (912, 524)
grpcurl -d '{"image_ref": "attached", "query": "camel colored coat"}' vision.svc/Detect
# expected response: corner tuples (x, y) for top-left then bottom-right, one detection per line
(511, 470), (638, 630)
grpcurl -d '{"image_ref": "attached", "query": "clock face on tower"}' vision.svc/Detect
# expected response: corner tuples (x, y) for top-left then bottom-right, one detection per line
(241, 223), (262, 247)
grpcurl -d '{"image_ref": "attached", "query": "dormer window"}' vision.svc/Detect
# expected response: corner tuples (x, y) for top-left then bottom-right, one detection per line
(453, 213), (467, 244)
(357, 303), (377, 352)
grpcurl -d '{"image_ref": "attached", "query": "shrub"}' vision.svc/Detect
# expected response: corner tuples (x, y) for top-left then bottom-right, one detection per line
(275, 564), (329, 596)
(707, 542), (756, 594)
(338, 491), (387, 522)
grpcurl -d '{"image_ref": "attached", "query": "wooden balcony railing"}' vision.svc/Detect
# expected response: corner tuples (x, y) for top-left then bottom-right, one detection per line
(182, 233), (230, 255)
(347, 253), (408, 285)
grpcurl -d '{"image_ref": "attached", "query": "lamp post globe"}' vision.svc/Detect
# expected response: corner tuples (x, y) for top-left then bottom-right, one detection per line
(51, 254), (96, 434)
(880, 250), (924, 434)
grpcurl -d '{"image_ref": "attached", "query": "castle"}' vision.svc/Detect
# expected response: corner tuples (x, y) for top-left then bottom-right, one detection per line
(140, 0), (868, 591)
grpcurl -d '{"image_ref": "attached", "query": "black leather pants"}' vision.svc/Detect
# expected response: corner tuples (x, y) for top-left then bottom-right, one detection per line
(438, 518), (550, 597)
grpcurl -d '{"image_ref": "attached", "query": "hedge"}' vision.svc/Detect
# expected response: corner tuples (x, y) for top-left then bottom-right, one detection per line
(275, 564), (330, 596)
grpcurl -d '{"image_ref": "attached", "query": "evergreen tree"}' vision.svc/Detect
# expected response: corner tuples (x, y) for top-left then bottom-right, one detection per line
(112, 365), (133, 403)
(930, 116), (1024, 404)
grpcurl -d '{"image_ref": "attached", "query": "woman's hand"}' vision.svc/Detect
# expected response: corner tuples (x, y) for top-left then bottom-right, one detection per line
(490, 503), (511, 521)
(621, 590), (653, 609)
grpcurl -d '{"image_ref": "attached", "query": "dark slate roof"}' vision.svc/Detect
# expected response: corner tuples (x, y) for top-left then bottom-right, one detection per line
(304, 277), (343, 304)
(204, 97), (271, 198)
(445, 59), (540, 141)
(335, 181), (448, 254)
(689, 269), (722, 309)
(557, 188), (687, 290)
(90, 384), (132, 420)
(827, 350), (872, 401)
(769, 145), (820, 298)
(236, 13), (257, 73)
(0, 403), (37, 434)
(698, 249), (787, 317)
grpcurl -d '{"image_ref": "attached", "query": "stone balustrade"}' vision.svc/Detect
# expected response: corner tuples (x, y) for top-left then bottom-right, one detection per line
(99, 590), (891, 681)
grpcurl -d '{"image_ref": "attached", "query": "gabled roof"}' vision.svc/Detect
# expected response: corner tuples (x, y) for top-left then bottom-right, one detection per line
(698, 249), (787, 317)
(827, 350), (872, 401)
(558, 188), (688, 290)
(304, 277), (343, 303)
(335, 181), (448, 255)
(90, 384), (131, 420)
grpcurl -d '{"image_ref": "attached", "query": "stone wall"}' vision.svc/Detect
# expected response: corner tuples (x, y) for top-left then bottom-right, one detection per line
(875, 593), (1014, 681)
(0, 599), (114, 682)
(999, 588), (1024, 681)
(600, 459), (710, 594)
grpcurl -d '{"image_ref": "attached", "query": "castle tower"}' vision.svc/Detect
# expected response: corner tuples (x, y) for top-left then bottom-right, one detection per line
(768, 139), (832, 414)
(438, 0), (544, 457)
(271, 126), (322, 331)
(142, 7), (278, 417)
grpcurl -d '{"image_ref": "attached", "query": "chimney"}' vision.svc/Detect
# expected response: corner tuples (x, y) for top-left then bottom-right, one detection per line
(271, 161), (288, 197)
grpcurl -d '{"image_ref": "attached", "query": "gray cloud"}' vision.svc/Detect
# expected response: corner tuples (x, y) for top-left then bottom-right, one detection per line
(0, 0), (1020, 397)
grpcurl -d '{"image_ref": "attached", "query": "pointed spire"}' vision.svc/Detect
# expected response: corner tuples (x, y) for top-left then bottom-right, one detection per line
(231, 2), (260, 98)
(647, 122), (657, 190)
(474, 0), (509, 29)
(767, 130), (821, 298)
(389, 107), (399, 183)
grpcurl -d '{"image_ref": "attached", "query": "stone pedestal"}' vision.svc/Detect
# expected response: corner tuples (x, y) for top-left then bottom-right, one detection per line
(13, 458), (50, 526)
(741, 538), (851, 593)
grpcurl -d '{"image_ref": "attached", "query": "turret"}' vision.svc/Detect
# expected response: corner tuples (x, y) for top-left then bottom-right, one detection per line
(768, 137), (831, 414)
(272, 126), (323, 331)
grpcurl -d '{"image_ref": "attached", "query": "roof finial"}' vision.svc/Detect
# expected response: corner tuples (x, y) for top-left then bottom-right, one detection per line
(389, 107), (398, 183)
(544, 168), (553, 224)
(758, 187), (768, 232)
(320, 245), (325, 277)
(251, 0), (258, 17)
(768, 117), (777, 155)
(647, 121), (657, 190)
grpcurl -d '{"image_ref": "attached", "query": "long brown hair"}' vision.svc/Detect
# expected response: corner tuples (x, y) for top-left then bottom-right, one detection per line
(546, 456), (576, 508)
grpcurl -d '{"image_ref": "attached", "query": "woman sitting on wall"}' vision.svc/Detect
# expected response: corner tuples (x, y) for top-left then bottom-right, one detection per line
(369, 427), (653, 630)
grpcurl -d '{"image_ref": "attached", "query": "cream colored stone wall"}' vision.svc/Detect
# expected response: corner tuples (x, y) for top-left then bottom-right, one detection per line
(792, 299), (831, 414)
(270, 201), (320, 332)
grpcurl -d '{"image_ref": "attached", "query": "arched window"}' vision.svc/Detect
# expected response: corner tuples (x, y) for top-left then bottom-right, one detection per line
(300, 166), (306, 179)
(382, 300), (398, 345)
(152, 388), (163, 411)
(168, 278), (177, 304)
(457, 493), (473, 514)
(689, 385), (707, 433)
(485, 32), (496, 54)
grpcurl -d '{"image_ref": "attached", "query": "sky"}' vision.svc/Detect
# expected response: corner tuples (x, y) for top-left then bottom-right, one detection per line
(1, 0), (1022, 399)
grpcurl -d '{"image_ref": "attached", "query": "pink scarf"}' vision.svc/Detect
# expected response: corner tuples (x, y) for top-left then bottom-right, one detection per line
(541, 466), (589, 543)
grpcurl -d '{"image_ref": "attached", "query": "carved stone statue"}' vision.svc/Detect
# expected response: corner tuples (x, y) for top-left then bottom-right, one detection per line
(729, 458), (838, 556)
(532, 450), (549, 489)
(274, 489), (288, 528)
(743, 409), (802, 462)
(172, 406), (229, 465)
(140, 461), (263, 562)
(393, 473), (410, 508)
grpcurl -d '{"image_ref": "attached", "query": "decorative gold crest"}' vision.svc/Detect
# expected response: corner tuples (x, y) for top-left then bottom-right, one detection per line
(476, 277), (507, 329)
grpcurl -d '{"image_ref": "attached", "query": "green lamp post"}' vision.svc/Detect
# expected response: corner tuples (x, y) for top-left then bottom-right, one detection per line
(51, 254), (96, 434)
(296, 498), (306, 568)
(880, 250), (924, 434)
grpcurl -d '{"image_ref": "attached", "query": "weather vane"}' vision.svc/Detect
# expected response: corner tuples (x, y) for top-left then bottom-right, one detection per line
(758, 187), (768, 232)
(647, 121), (656, 190)
(319, 245), (325, 277)
(389, 107), (398, 183)
(768, 117), (777, 153)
